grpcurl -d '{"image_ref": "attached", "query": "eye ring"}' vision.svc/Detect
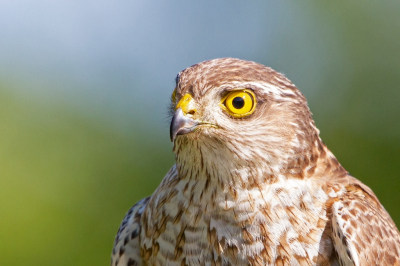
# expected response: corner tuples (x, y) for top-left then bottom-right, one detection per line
(220, 89), (257, 118)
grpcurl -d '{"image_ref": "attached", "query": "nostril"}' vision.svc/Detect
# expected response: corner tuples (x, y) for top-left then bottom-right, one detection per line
(188, 110), (196, 115)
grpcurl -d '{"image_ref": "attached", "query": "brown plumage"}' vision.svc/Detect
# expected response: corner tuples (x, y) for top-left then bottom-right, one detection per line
(111, 58), (400, 266)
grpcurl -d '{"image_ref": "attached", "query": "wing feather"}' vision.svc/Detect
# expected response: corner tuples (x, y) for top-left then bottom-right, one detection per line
(331, 183), (400, 266)
(111, 197), (150, 266)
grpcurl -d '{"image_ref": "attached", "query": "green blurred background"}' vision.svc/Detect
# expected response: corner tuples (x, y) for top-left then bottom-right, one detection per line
(1, 1), (400, 265)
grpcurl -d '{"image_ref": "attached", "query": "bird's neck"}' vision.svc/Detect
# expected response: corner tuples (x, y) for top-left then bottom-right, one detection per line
(174, 136), (347, 191)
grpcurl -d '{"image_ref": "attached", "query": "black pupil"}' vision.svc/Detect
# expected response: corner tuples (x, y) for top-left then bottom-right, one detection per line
(232, 97), (245, 109)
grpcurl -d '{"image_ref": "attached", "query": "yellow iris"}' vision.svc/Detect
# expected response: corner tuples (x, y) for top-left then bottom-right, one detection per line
(221, 89), (256, 118)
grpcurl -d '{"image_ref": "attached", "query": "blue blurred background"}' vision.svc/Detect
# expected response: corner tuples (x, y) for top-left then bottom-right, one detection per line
(1, 1), (399, 265)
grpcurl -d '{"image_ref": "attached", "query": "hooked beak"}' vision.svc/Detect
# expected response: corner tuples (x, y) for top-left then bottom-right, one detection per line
(170, 108), (199, 142)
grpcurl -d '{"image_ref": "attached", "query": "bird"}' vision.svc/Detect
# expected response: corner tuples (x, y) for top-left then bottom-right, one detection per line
(111, 58), (400, 266)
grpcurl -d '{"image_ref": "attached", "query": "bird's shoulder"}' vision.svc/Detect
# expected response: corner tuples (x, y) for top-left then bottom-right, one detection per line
(111, 197), (150, 266)
(327, 175), (400, 266)
(110, 166), (178, 266)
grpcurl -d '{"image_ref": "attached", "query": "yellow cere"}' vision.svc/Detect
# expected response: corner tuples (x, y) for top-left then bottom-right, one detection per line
(176, 93), (194, 113)
(221, 89), (256, 118)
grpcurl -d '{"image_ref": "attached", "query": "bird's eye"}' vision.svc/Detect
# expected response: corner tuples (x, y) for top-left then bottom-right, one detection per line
(220, 89), (256, 118)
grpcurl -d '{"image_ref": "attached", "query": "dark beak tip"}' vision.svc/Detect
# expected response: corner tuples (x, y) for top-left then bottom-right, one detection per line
(170, 129), (175, 142)
(170, 108), (198, 142)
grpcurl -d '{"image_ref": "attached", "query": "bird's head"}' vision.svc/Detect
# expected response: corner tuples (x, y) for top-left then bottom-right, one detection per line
(170, 58), (326, 180)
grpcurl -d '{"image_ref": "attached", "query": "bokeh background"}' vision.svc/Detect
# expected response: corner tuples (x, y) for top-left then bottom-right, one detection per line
(1, 1), (400, 265)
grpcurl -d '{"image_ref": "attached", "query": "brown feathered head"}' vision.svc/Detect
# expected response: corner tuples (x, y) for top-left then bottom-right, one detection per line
(170, 58), (329, 181)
